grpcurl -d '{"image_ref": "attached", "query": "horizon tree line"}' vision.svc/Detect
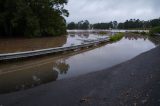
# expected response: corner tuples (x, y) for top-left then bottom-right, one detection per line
(67, 18), (160, 30)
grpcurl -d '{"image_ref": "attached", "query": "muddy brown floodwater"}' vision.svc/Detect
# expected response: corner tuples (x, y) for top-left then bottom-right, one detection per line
(0, 33), (159, 94)
(0, 36), (67, 53)
(0, 33), (107, 53)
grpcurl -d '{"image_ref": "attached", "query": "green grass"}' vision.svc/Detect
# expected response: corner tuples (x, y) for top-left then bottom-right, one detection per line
(110, 33), (124, 42)
(149, 26), (160, 36)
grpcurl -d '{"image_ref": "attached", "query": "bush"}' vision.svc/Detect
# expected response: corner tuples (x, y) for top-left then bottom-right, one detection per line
(149, 26), (160, 36)
(140, 31), (148, 35)
(110, 33), (124, 42)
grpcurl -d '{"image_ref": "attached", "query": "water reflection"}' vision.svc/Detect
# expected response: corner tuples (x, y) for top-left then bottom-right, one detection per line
(0, 32), (109, 53)
(125, 33), (148, 41)
(83, 33), (90, 38)
(63, 33), (107, 47)
(58, 35), (157, 79)
(0, 68), (58, 94)
(76, 33), (89, 38)
(53, 59), (70, 74)
(0, 33), (159, 94)
(125, 33), (160, 45)
(69, 34), (75, 38)
(0, 58), (71, 94)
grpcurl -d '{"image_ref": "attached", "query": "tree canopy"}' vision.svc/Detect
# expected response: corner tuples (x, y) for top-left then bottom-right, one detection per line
(67, 20), (90, 30)
(92, 22), (114, 29)
(117, 18), (160, 29)
(0, 0), (69, 37)
(67, 18), (160, 30)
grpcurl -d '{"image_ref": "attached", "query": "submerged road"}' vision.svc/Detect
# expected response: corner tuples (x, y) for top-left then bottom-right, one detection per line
(0, 38), (109, 61)
(0, 46), (160, 106)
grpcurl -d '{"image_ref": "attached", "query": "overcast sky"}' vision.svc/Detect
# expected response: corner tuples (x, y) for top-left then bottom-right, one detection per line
(65, 0), (160, 23)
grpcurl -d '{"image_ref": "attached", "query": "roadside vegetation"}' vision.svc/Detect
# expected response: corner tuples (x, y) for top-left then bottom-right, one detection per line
(110, 33), (124, 42)
(149, 26), (160, 36)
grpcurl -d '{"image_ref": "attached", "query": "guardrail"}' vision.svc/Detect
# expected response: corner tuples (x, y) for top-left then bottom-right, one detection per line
(0, 38), (109, 61)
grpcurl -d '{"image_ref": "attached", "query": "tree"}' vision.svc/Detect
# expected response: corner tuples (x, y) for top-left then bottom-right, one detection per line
(113, 21), (118, 29)
(0, 0), (69, 37)
(150, 18), (160, 27)
(67, 22), (76, 30)
(66, 18), (160, 30)
(92, 22), (113, 29)
(118, 23), (124, 29)
(67, 20), (90, 30)
(81, 20), (90, 29)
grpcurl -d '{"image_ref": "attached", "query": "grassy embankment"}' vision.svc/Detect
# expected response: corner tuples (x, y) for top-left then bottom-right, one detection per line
(130, 26), (160, 36)
(149, 26), (160, 36)
(110, 33), (124, 42)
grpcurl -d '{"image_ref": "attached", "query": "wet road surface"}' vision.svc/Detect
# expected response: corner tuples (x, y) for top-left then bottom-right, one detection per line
(0, 46), (159, 106)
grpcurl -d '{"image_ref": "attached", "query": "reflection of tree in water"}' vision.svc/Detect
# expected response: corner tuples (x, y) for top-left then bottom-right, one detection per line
(0, 68), (58, 94)
(83, 33), (89, 38)
(76, 32), (90, 38)
(125, 33), (160, 46)
(125, 33), (148, 41)
(53, 59), (70, 74)
(78, 34), (83, 38)
(69, 34), (75, 37)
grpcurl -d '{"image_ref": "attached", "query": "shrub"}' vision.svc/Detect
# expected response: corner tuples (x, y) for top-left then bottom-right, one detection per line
(149, 26), (160, 36)
(110, 33), (124, 42)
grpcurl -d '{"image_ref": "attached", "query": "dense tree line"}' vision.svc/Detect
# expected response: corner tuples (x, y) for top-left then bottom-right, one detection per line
(67, 20), (117, 30)
(67, 20), (90, 30)
(92, 21), (118, 29)
(92, 22), (113, 29)
(0, 0), (69, 37)
(118, 19), (143, 29)
(67, 18), (160, 30)
(117, 18), (160, 29)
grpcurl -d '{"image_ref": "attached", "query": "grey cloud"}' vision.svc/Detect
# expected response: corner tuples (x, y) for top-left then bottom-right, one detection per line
(65, 0), (160, 23)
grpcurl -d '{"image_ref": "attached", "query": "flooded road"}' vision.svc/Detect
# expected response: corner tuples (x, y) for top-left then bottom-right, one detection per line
(0, 36), (67, 54)
(0, 33), (158, 94)
(0, 33), (106, 54)
(58, 35), (156, 79)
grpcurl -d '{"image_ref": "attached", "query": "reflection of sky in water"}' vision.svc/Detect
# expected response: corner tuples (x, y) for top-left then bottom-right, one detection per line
(63, 34), (108, 47)
(58, 37), (156, 79)
(0, 35), (157, 94)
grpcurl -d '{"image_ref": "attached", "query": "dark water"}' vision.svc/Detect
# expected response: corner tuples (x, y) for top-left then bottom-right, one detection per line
(0, 33), (158, 94)
(58, 36), (156, 79)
